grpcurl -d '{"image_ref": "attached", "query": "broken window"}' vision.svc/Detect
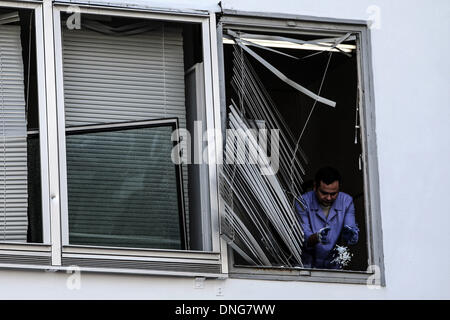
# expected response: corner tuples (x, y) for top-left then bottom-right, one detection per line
(218, 14), (371, 275)
(57, 12), (214, 252)
(65, 120), (187, 250)
(0, 7), (45, 244)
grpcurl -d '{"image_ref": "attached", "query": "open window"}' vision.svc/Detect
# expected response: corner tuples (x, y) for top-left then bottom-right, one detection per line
(217, 11), (384, 284)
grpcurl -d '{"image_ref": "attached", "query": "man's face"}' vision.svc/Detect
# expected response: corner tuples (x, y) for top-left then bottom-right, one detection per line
(314, 180), (339, 207)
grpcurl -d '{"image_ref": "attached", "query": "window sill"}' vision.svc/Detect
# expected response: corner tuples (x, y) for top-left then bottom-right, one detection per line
(230, 265), (374, 285)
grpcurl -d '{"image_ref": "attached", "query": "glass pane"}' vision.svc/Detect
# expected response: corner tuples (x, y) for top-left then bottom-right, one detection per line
(27, 135), (42, 243)
(66, 125), (185, 250)
(0, 9), (42, 243)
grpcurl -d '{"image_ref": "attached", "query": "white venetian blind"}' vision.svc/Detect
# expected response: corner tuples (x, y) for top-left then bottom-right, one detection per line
(62, 24), (189, 249)
(0, 25), (28, 242)
(62, 25), (186, 127)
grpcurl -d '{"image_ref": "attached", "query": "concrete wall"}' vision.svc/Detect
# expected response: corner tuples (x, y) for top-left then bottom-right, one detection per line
(1, 0), (449, 299)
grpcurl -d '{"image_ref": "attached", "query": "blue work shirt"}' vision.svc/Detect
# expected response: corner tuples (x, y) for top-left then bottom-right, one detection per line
(295, 191), (359, 269)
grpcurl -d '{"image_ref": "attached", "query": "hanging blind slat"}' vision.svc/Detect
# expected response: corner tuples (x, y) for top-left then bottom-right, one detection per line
(0, 25), (28, 242)
(62, 25), (188, 249)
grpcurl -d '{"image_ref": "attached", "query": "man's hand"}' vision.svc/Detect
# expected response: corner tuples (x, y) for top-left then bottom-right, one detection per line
(342, 225), (358, 245)
(306, 226), (331, 247)
(317, 226), (331, 244)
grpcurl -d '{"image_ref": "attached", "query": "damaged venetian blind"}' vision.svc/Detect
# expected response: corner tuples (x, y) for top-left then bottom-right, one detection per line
(0, 25), (28, 242)
(61, 24), (188, 249)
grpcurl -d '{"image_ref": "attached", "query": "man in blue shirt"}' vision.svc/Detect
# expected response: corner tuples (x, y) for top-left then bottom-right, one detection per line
(295, 166), (359, 269)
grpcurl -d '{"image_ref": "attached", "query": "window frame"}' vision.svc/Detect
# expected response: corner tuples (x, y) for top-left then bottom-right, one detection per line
(216, 10), (385, 285)
(0, 0), (52, 266)
(63, 118), (189, 251)
(51, 3), (225, 277)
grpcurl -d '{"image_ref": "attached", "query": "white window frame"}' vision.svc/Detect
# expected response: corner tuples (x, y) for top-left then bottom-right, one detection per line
(0, 0), (227, 278)
(0, 0), (52, 266)
(216, 10), (385, 285)
(51, 3), (225, 277)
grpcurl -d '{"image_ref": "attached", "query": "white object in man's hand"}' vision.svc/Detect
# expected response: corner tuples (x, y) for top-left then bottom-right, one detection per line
(318, 226), (331, 244)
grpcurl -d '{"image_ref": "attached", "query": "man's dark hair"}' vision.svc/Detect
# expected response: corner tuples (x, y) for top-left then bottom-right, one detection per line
(315, 166), (341, 186)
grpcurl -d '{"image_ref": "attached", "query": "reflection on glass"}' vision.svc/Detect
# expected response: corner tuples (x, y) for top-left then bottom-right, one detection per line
(66, 125), (185, 250)
(27, 135), (42, 243)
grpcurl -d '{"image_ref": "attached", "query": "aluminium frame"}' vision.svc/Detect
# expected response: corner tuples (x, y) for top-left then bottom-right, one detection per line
(216, 10), (385, 286)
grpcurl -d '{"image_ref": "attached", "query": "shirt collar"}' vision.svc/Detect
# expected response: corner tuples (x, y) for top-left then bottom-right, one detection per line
(310, 191), (343, 212)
